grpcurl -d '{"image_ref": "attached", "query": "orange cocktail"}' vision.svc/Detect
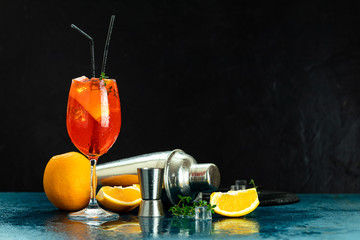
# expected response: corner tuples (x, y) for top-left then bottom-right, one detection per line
(67, 76), (121, 157)
(68, 15), (118, 221)
(66, 75), (121, 221)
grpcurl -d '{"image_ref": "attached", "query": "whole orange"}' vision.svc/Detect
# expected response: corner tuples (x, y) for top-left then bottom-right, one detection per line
(43, 152), (90, 211)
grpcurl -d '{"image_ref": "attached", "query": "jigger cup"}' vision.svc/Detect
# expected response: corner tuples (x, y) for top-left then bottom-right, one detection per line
(137, 168), (165, 217)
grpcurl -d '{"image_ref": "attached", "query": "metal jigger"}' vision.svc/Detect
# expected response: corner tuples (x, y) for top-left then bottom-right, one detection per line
(137, 168), (165, 217)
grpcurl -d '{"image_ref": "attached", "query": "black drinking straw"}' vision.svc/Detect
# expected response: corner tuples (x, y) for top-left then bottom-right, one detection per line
(101, 15), (116, 75)
(70, 24), (96, 78)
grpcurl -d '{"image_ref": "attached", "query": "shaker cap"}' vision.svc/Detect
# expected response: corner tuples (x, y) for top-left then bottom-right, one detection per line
(164, 149), (221, 205)
(189, 163), (220, 191)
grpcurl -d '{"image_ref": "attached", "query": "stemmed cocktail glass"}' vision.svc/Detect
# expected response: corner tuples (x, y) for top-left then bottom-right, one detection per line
(67, 16), (119, 221)
(66, 76), (121, 221)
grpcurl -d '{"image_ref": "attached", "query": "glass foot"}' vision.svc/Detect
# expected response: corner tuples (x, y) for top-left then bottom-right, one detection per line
(68, 203), (119, 222)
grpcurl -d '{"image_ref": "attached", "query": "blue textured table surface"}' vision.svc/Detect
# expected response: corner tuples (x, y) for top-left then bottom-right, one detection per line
(1, 193), (360, 239)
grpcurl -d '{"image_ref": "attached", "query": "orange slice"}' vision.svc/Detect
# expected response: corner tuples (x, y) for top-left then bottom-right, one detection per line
(70, 76), (109, 123)
(210, 188), (259, 217)
(96, 185), (142, 213)
(99, 175), (139, 187)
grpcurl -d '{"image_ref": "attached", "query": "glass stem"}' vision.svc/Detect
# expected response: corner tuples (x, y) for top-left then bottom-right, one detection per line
(89, 157), (98, 206)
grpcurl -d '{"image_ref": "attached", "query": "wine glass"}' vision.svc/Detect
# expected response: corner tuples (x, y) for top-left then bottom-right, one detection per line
(66, 76), (121, 221)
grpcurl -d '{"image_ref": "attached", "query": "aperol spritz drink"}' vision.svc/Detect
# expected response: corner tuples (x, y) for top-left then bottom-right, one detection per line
(66, 76), (121, 221)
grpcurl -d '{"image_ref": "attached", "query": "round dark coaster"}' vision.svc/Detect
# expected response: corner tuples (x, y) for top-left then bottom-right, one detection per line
(201, 189), (299, 206)
(258, 190), (299, 206)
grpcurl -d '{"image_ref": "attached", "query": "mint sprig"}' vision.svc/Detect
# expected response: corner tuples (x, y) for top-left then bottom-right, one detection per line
(99, 72), (109, 80)
(169, 195), (216, 217)
(249, 179), (258, 189)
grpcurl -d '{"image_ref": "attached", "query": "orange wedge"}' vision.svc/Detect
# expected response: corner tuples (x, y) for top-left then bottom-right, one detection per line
(96, 185), (142, 213)
(210, 188), (259, 217)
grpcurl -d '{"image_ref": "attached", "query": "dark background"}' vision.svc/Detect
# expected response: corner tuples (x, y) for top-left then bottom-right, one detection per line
(1, 0), (360, 193)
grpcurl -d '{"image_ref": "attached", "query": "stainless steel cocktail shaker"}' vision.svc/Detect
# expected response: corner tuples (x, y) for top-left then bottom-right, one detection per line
(97, 149), (221, 205)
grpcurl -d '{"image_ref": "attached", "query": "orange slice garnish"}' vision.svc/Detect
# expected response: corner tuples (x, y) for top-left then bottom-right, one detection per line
(70, 76), (109, 123)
